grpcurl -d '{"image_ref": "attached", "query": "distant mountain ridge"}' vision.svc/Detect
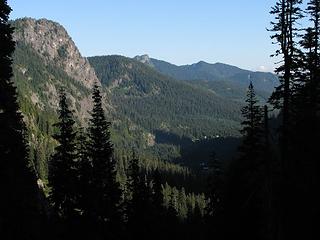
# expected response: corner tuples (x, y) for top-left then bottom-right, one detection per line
(11, 17), (275, 175)
(88, 55), (243, 139)
(134, 55), (279, 93)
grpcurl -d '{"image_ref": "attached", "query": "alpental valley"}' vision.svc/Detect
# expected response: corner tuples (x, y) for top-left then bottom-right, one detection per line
(1, 0), (320, 239)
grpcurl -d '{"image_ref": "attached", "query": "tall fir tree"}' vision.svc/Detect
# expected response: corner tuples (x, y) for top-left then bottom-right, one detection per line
(126, 153), (152, 239)
(166, 191), (180, 239)
(76, 127), (91, 219)
(239, 82), (263, 159)
(205, 151), (225, 238)
(299, 0), (320, 167)
(305, 3), (320, 237)
(306, 0), (320, 69)
(49, 90), (78, 219)
(289, 1), (320, 238)
(261, 105), (276, 240)
(86, 84), (121, 235)
(269, 2), (308, 239)
(224, 82), (265, 240)
(269, 0), (303, 176)
(206, 152), (223, 218)
(0, 1), (43, 238)
(296, 0), (320, 143)
(149, 170), (167, 239)
(151, 170), (164, 212)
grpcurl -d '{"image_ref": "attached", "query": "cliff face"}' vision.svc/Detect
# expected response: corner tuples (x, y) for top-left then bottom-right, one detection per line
(134, 54), (154, 67)
(10, 18), (106, 180)
(13, 18), (99, 89)
(11, 18), (107, 123)
(10, 17), (244, 182)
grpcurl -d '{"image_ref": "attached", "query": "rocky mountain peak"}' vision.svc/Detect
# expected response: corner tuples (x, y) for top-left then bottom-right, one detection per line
(12, 18), (99, 88)
(134, 54), (154, 67)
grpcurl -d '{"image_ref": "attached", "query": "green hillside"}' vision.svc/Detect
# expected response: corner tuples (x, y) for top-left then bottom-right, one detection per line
(11, 18), (248, 183)
(89, 55), (243, 139)
(186, 79), (270, 103)
(134, 55), (279, 93)
(13, 41), (91, 180)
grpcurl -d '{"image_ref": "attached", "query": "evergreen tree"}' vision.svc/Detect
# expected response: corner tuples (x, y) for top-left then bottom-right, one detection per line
(206, 152), (223, 218)
(205, 151), (225, 240)
(224, 82), (265, 240)
(288, 1), (320, 238)
(126, 153), (152, 239)
(0, 1), (43, 238)
(239, 82), (263, 159)
(48, 90), (78, 219)
(149, 170), (167, 239)
(298, 0), (320, 167)
(260, 105), (277, 240)
(296, 0), (320, 143)
(86, 84), (121, 235)
(166, 191), (180, 238)
(151, 170), (164, 211)
(304, 3), (320, 237)
(76, 127), (91, 218)
(269, 0), (303, 175)
(269, 2), (320, 239)
(177, 187), (188, 220)
(306, 0), (320, 70)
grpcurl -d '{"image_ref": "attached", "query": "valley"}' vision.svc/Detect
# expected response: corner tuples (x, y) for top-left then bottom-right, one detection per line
(11, 18), (278, 181)
(2, 1), (318, 239)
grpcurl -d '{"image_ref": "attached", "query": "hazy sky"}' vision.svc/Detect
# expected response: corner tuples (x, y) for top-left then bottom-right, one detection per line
(9, 0), (278, 72)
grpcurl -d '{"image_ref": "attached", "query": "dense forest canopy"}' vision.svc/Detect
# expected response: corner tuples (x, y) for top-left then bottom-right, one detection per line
(0, 0), (319, 239)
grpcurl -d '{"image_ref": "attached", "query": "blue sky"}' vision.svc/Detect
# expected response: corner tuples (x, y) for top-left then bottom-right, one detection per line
(9, 0), (278, 72)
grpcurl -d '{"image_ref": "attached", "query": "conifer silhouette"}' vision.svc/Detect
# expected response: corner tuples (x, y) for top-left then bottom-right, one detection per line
(0, 1), (42, 238)
(49, 90), (78, 219)
(86, 84), (121, 235)
(126, 153), (152, 239)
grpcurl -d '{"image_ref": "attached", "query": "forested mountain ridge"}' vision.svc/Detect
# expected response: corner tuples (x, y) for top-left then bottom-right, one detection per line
(10, 17), (283, 180)
(2, 0), (320, 239)
(134, 54), (279, 93)
(11, 18), (101, 180)
(88, 55), (243, 138)
(11, 17), (250, 180)
(89, 54), (245, 167)
(9, 17), (227, 222)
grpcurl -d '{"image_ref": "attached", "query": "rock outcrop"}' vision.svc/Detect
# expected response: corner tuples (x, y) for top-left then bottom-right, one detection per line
(13, 18), (99, 88)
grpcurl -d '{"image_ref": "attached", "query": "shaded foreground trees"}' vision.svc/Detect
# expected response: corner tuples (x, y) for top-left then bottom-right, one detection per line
(222, 83), (271, 240)
(48, 85), (122, 239)
(49, 87), (208, 239)
(49, 90), (78, 220)
(0, 1), (45, 239)
(268, 0), (320, 239)
(1, 0), (320, 240)
(85, 84), (122, 237)
(209, 1), (320, 240)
